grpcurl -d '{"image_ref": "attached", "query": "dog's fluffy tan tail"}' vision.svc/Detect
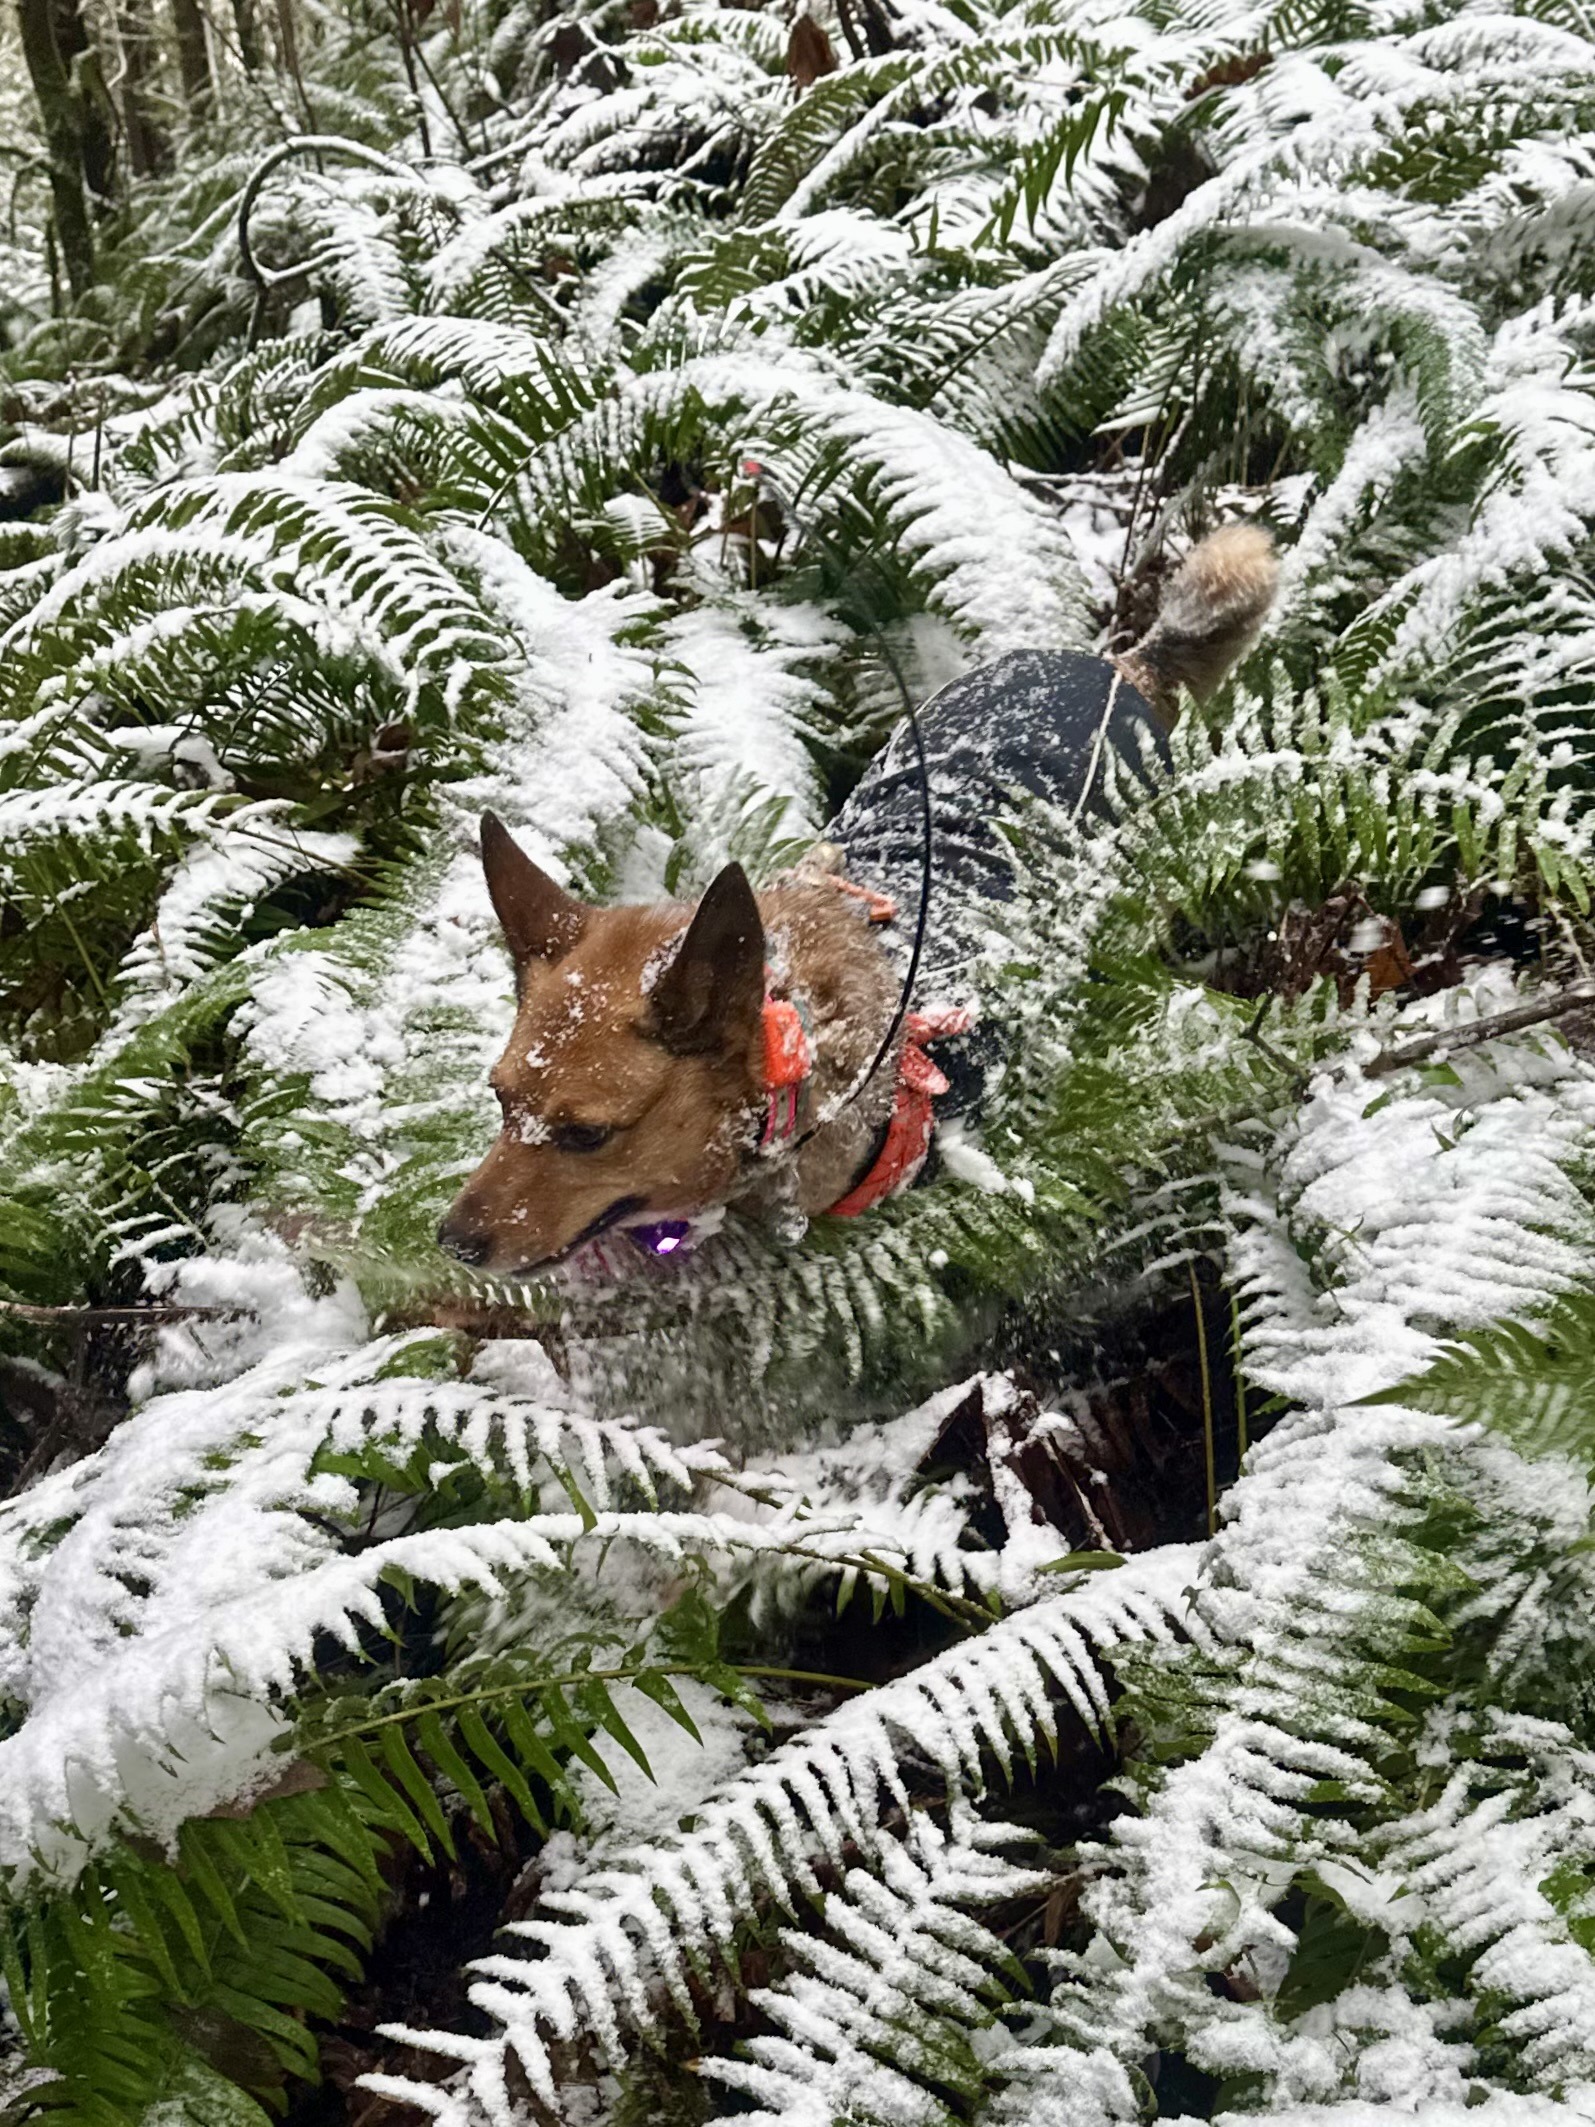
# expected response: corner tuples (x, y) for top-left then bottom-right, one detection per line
(1118, 523), (1278, 727)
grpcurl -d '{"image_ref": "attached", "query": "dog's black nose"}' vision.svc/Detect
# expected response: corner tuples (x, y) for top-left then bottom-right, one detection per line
(437, 1220), (490, 1265)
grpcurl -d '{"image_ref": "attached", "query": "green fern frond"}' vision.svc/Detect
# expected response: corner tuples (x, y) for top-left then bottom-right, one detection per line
(1364, 1289), (1595, 1463)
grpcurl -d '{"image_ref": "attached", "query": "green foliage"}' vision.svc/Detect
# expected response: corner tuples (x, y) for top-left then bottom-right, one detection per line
(1, 1792), (384, 2121)
(7, 0), (1595, 2118)
(1366, 1288), (1595, 1464)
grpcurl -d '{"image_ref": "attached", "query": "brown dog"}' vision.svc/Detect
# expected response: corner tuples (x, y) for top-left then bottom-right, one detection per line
(439, 525), (1278, 1275)
(436, 832), (903, 1272)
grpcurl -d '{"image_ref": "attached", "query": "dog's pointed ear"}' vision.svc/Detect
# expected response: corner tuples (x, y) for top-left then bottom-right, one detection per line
(480, 812), (586, 965)
(651, 863), (764, 1056)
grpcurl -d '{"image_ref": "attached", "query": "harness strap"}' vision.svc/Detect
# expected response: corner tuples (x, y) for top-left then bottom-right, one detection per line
(825, 1005), (973, 1219)
(755, 877), (967, 1213)
(819, 873), (898, 926)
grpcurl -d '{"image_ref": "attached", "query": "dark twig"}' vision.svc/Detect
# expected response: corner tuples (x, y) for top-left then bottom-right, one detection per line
(832, 0), (865, 61)
(1189, 1261), (1217, 1538)
(1363, 980), (1595, 1079)
(0, 1298), (247, 1323)
(1239, 996), (1308, 1090)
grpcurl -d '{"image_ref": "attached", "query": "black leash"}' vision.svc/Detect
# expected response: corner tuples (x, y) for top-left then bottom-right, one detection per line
(739, 459), (936, 1140)
(839, 643), (932, 1113)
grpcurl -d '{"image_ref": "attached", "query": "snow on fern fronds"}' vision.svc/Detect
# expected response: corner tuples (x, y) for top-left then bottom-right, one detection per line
(1002, 1002), (1595, 2107)
(1250, 1024), (1595, 1395)
(112, 810), (359, 1029)
(0, 1321), (790, 1882)
(236, 157), (435, 330)
(10, 0), (1595, 2108)
(1370, 1292), (1595, 1469)
(317, 312), (593, 406)
(1375, 1711), (1595, 2086)
(292, 1371), (729, 1510)
(717, 210), (916, 330)
(134, 476), (512, 710)
(702, 1809), (1045, 2127)
(735, 1375), (1037, 1614)
(530, 14), (785, 197)
(1370, 306), (1595, 695)
(294, 312), (603, 483)
(0, 965), (258, 1304)
(1032, 99), (1355, 391)
(0, 780), (225, 879)
(1118, 669), (1595, 931)
(520, 347), (1089, 653)
(1271, 389), (1431, 632)
(369, 1546), (1202, 2119)
(1198, 2101), (1595, 2127)
(0, 476), (512, 733)
(279, 384), (478, 485)
(438, 533), (661, 861)
(652, 591), (838, 874)
(874, 257), (1099, 464)
(234, 562), (660, 1250)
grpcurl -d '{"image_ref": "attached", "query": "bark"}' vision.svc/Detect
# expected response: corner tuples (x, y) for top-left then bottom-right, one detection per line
(15, 0), (96, 294)
(272, 0), (314, 128)
(787, 14), (837, 87)
(392, 0), (433, 158)
(116, 0), (169, 175)
(230, 0), (263, 71)
(45, 0), (116, 201)
(170, 0), (214, 114)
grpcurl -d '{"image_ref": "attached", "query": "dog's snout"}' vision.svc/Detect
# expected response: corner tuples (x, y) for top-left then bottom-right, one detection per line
(436, 1218), (491, 1265)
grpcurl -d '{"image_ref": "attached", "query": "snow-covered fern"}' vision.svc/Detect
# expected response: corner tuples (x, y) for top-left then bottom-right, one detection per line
(7, 0), (1595, 2116)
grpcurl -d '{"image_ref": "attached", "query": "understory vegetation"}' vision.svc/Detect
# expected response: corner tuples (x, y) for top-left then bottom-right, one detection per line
(5, 0), (1595, 2117)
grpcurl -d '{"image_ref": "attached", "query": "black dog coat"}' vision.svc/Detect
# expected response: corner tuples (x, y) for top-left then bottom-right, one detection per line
(829, 647), (1164, 1005)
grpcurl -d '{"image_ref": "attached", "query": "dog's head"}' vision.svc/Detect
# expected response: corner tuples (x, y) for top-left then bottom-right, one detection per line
(437, 815), (767, 1274)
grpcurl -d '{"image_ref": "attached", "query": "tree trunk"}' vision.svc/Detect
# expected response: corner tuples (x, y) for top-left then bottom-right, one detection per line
(272, 0), (314, 127)
(15, 0), (96, 295)
(231, 0), (263, 71)
(392, 0), (433, 158)
(116, 0), (169, 175)
(170, 0), (214, 114)
(45, 0), (116, 203)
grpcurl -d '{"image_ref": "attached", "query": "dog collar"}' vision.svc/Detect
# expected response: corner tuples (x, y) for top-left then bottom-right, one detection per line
(757, 873), (898, 1158)
(752, 878), (971, 1213)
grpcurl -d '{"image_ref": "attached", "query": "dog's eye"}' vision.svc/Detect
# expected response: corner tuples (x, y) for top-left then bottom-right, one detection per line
(551, 1121), (614, 1154)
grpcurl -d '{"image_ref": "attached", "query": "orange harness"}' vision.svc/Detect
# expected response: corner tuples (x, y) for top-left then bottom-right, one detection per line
(825, 1004), (973, 1217)
(756, 877), (972, 1218)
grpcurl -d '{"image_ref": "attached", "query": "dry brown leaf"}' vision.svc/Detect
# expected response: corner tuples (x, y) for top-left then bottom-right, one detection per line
(788, 13), (838, 86)
(205, 1756), (329, 1819)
